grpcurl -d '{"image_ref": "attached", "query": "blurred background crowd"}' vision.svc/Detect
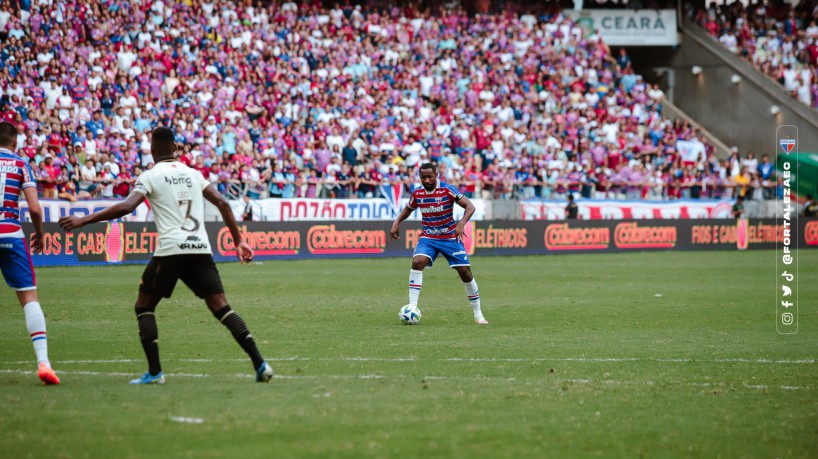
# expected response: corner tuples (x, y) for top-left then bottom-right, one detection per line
(693, 0), (818, 109)
(0, 0), (790, 202)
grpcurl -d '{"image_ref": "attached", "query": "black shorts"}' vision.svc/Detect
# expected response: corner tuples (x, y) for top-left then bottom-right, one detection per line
(140, 254), (225, 299)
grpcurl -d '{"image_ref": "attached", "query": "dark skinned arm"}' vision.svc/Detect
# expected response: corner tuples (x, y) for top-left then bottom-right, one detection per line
(58, 192), (145, 230)
(202, 184), (254, 263)
(390, 205), (416, 240)
(22, 187), (45, 253)
(454, 195), (475, 242)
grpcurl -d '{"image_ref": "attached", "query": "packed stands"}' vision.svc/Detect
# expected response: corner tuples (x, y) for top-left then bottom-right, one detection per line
(0, 0), (777, 202)
(692, 0), (818, 110)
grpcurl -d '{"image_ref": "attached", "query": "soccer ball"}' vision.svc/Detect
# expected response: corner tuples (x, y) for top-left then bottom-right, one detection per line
(399, 304), (421, 325)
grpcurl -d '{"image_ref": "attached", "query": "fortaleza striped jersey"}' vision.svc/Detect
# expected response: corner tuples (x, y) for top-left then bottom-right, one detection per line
(407, 181), (464, 239)
(0, 148), (36, 238)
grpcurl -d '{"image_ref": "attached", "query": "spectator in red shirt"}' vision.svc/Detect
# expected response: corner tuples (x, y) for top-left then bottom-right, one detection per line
(112, 168), (134, 198)
(40, 155), (60, 199)
(192, 156), (210, 178)
(45, 125), (66, 155)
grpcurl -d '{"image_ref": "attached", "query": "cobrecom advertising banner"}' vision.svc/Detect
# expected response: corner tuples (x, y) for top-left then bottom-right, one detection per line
(26, 219), (817, 267)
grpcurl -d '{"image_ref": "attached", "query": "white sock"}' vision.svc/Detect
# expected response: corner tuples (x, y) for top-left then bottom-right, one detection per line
(409, 269), (423, 305)
(24, 302), (50, 366)
(464, 279), (484, 319)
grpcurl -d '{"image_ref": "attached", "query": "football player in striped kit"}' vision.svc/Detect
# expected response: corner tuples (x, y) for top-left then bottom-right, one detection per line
(390, 163), (488, 325)
(0, 122), (60, 385)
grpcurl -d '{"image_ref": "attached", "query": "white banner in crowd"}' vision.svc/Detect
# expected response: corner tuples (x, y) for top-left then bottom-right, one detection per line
(226, 198), (489, 222)
(569, 9), (678, 46)
(23, 198), (488, 223)
(676, 139), (707, 163)
(24, 198), (733, 223)
(520, 200), (735, 220)
(20, 199), (154, 223)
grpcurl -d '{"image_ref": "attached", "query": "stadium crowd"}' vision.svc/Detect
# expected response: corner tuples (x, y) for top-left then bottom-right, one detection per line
(693, 0), (818, 110)
(0, 0), (779, 203)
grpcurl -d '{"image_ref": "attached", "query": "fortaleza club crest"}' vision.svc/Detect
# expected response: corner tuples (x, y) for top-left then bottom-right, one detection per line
(780, 139), (795, 154)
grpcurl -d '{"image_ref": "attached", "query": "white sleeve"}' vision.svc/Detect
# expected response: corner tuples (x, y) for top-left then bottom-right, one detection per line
(133, 171), (152, 196)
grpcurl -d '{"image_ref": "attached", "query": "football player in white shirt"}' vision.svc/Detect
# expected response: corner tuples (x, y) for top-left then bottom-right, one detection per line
(59, 127), (273, 384)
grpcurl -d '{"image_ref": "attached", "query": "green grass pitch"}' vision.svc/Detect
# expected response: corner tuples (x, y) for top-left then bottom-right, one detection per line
(1, 250), (816, 458)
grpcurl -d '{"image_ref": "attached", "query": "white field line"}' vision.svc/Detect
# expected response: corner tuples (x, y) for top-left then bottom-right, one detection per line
(0, 369), (210, 378)
(0, 357), (814, 365)
(0, 369), (811, 390)
(0, 356), (814, 365)
(563, 379), (813, 391)
(443, 357), (816, 364)
(169, 416), (205, 424)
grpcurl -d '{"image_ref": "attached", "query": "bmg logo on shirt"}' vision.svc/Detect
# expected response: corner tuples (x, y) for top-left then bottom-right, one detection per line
(164, 175), (193, 187)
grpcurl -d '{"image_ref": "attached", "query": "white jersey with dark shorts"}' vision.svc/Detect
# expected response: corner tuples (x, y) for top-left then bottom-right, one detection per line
(133, 160), (223, 298)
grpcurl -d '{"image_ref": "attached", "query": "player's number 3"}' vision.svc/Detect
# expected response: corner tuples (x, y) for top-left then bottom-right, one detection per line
(178, 200), (200, 233)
